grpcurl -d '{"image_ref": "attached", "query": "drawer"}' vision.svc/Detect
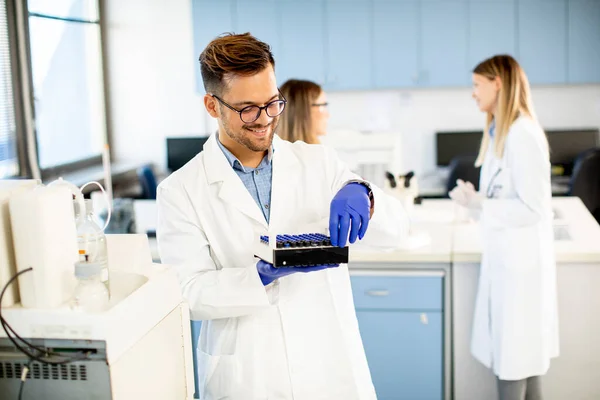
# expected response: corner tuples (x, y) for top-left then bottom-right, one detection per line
(350, 274), (443, 311)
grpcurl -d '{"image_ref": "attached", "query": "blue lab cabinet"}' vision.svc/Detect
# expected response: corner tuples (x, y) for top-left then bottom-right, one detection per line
(191, 0), (600, 89)
(351, 274), (444, 400)
(567, 0), (600, 84)
(517, 1), (568, 85)
(190, 320), (202, 399)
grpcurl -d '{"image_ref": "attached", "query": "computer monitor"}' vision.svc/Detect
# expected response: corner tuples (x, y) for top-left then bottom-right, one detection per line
(436, 131), (483, 167)
(546, 129), (600, 175)
(166, 137), (209, 172)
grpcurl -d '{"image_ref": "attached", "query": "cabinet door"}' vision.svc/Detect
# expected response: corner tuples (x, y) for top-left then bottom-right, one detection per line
(517, 1), (567, 85)
(373, 1), (419, 88)
(421, 1), (469, 87)
(356, 310), (443, 400)
(326, 2), (372, 90)
(278, 2), (326, 85)
(235, 1), (281, 63)
(568, 0), (600, 84)
(468, 2), (517, 71)
(191, 1), (235, 93)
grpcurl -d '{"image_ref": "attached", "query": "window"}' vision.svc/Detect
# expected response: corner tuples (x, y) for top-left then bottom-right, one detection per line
(0, 0), (18, 177)
(27, 0), (106, 173)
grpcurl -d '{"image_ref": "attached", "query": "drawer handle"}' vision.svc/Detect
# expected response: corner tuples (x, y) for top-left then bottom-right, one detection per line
(365, 290), (389, 297)
(421, 313), (428, 325)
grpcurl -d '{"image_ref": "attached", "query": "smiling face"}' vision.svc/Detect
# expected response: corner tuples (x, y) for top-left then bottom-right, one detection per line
(471, 73), (501, 114)
(205, 64), (280, 154)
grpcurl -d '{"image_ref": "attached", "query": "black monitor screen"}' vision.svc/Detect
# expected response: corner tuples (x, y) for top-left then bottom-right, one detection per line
(166, 137), (209, 172)
(547, 129), (599, 169)
(436, 131), (483, 166)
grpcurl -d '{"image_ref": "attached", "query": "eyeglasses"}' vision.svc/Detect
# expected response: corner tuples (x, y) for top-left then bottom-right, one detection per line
(311, 102), (328, 108)
(211, 93), (287, 123)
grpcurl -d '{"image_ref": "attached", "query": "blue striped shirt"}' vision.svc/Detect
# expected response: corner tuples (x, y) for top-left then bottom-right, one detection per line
(216, 133), (273, 223)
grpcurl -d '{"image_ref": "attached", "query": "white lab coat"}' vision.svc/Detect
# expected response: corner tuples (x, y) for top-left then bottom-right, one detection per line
(157, 134), (408, 400)
(471, 116), (559, 380)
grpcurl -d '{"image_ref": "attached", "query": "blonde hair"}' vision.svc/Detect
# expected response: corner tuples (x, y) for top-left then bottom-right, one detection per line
(473, 55), (539, 166)
(278, 79), (322, 144)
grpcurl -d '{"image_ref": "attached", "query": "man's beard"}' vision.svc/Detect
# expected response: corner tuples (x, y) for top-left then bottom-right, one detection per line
(222, 117), (278, 152)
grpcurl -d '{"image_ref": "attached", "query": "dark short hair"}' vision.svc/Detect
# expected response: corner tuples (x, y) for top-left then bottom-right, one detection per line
(199, 32), (275, 95)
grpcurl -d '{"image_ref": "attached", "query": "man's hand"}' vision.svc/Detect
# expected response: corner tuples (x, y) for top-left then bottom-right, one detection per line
(329, 183), (371, 248)
(256, 260), (339, 286)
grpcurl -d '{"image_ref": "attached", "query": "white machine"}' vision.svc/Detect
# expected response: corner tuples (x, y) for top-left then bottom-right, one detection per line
(0, 179), (39, 308)
(321, 129), (403, 189)
(0, 180), (194, 399)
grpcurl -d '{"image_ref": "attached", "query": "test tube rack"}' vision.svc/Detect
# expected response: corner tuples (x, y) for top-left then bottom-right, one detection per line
(254, 233), (349, 268)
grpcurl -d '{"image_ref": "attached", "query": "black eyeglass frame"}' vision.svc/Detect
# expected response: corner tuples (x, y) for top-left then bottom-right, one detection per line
(210, 92), (287, 123)
(311, 102), (329, 107)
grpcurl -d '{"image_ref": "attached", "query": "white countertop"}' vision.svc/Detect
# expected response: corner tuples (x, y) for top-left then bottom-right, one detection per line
(145, 198), (600, 265)
(350, 200), (457, 264)
(452, 197), (600, 263)
(352, 197), (600, 264)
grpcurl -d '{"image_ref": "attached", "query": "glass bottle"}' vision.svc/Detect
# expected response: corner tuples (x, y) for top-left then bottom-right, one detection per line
(75, 199), (109, 293)
(72, 258), (109, 313)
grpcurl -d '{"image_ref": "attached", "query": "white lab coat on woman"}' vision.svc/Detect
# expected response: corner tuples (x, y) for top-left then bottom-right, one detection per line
(157, 134), (408, 400)
(471, 116), (559, 380)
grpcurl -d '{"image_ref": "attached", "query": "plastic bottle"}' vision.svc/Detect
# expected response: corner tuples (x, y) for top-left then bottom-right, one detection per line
(75, 199), (109, 294)
(72, 258), (109, 313)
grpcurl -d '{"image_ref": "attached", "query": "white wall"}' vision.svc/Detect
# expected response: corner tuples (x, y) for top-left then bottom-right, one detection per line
(326, 85), (600, 176)
(103, 0), (208, 171)
(104, 0), (600, 175)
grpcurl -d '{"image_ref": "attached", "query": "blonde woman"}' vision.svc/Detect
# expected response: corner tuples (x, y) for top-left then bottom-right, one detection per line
(450, 55), (558, 400)
(278, 79), (329, 144)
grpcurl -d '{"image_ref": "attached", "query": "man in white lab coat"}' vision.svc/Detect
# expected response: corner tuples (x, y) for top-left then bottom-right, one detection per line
(157, 32), (408, 400)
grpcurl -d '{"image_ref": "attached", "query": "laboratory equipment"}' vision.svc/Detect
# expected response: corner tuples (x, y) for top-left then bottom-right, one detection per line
(71, 258), (109, 313)
(46, 177), (86, 224)
(384, 170), (419, 214)
(321, 130), (402, 189)
(76, 199), (109, 291)
(254, 233), (349, 267)
(0, 234), (195, 399)
(0, 179), (40, 307)
(8, 185), (79, 309)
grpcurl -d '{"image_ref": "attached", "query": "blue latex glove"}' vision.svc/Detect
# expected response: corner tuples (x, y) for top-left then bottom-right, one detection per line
(329, 183), (371, 248)
(256, 260), (339, 286)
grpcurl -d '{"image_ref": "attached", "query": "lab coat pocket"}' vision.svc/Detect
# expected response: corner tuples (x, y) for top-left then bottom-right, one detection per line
(197, 350), (240, 399)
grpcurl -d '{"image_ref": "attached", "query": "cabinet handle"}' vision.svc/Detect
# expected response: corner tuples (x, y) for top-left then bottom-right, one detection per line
(420, 313), (428, 325)
(365, 290), (389, 297)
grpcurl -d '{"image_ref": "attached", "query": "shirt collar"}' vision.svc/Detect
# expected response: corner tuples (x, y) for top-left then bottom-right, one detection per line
(216, 131), (274, 172)
(489, 119), (496, 137)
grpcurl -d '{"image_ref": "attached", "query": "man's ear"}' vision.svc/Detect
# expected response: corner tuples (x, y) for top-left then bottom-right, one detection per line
(204, 94), (219, 118)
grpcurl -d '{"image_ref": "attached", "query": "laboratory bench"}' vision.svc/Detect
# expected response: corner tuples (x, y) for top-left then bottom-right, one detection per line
(350, 197), (600, 400)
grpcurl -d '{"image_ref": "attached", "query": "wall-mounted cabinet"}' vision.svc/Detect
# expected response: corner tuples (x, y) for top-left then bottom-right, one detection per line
(191, 0), (600, 92)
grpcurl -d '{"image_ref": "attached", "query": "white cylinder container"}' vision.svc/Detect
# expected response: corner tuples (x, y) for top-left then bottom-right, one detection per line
(9, 185), (79, 309)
